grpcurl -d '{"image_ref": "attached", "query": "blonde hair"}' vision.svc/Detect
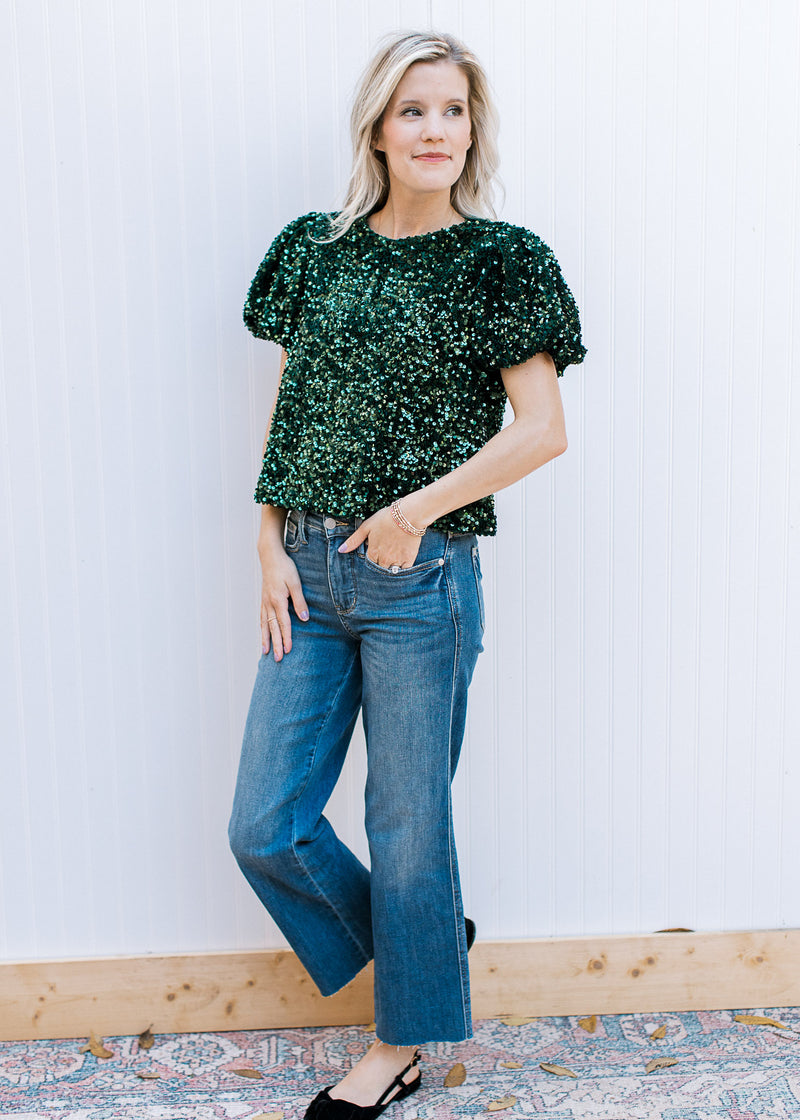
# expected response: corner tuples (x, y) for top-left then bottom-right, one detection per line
(317, 29), (501, 242)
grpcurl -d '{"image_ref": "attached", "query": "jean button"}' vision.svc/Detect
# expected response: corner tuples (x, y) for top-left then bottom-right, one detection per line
(324, 516), (337, 530)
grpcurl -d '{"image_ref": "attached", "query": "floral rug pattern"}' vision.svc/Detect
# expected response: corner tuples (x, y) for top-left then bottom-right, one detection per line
(1, 1007), (799, 1119)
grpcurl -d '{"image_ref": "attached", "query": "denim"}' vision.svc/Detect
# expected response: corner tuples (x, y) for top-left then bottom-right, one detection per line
(228, 510), (485, 1045)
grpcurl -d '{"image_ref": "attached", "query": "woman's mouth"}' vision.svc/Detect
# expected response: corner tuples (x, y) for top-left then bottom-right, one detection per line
(415, 154), (450, 161)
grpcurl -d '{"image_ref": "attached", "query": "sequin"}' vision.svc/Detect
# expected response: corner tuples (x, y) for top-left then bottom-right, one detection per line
(244, 211), (586, 535)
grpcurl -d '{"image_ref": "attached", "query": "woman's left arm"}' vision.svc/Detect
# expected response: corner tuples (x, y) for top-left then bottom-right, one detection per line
(340, 351), (567, 567)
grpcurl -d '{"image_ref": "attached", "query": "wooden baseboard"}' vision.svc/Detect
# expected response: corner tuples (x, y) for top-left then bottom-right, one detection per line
(2, 929), (798, 1042)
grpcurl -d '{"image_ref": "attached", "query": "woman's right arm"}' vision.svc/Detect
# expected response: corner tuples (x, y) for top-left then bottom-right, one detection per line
(257, 348), (309, 662)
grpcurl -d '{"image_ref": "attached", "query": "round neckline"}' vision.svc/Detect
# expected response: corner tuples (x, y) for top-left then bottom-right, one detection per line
(359, 213), (477, 243)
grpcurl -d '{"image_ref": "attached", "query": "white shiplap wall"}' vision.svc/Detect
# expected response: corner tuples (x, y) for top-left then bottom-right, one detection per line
(1, 0), (798, 961)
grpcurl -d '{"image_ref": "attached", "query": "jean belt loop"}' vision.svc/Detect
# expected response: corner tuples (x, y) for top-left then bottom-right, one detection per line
(297, 509), (307, 543)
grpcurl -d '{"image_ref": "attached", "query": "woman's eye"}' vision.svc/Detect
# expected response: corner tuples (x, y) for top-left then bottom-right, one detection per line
(399, 106), (464, 117)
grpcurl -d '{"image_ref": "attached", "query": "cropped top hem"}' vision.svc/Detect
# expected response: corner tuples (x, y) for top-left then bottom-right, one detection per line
(254, 487), (495, 537)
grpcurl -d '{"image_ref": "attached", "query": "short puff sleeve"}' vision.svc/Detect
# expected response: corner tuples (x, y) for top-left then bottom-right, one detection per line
(475, 226), (587, 375)
(243, 212), (317, 348)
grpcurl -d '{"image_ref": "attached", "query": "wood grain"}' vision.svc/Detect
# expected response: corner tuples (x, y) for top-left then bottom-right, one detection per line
(2, 929), (798, 1042)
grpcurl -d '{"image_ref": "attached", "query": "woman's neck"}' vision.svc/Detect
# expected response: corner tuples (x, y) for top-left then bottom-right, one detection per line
(368, 198), (464, 240)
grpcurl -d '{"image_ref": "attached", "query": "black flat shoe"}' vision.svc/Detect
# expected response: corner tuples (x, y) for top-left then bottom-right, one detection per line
(303, 1050), (421, 1119)
(465, 916), (477, 951)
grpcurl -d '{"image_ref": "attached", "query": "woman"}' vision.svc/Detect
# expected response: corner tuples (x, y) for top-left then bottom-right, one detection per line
(228, 29), (586, 1120)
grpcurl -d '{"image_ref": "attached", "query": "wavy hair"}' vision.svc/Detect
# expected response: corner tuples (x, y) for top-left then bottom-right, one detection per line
(316, 29), (501, 242)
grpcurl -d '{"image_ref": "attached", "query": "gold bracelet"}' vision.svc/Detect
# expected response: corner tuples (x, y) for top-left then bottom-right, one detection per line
(390, 499), (426, 537)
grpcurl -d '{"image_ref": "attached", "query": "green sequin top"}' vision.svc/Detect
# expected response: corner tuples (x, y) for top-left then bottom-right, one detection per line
(244, 210), (586, 535)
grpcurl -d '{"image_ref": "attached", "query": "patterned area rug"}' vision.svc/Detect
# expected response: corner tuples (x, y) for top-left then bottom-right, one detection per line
(2, 1008), (799, 1120)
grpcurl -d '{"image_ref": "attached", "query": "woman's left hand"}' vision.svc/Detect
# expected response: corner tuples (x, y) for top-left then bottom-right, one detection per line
(338, 505), (423, 569)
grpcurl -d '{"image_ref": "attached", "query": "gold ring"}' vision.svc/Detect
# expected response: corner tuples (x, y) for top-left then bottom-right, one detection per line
(266, 615), (278, 622)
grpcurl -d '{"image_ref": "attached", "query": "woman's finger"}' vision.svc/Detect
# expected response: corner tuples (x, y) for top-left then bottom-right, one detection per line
(261, 608), (277, 657)
(338, 519), (371, 554)
(268, 609), (286, 662)
(288, 580), (310, 623)
(271, 600), (293, 658)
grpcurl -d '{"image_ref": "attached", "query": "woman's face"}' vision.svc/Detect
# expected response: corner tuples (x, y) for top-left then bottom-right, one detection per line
(374, 60), (472, 201)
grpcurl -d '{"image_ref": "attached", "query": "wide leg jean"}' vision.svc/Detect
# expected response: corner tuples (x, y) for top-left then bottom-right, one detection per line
(228, 509), (485, 1045)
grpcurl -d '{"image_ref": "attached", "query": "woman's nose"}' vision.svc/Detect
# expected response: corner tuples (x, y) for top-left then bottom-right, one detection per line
(420, 114), (445, 141)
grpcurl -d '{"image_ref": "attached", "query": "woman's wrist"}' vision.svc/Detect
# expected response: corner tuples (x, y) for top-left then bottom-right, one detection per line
(396, 489), (439, 533)
(390, 499), (426, 537)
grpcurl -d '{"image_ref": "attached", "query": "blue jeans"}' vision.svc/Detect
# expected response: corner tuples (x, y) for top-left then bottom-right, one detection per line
(228, 510), (484, 1045)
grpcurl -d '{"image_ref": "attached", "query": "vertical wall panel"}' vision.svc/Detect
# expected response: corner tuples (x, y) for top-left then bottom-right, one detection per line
(1, 0), (799, 962)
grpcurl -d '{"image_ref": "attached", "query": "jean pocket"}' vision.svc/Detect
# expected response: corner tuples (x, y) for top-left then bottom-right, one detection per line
(363, 553), (446, 577)
(362, 531), (449, 576)
(471, 545), (485, 633)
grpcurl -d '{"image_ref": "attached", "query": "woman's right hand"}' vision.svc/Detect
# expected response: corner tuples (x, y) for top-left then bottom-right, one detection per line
(258, 508), (309, 661)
